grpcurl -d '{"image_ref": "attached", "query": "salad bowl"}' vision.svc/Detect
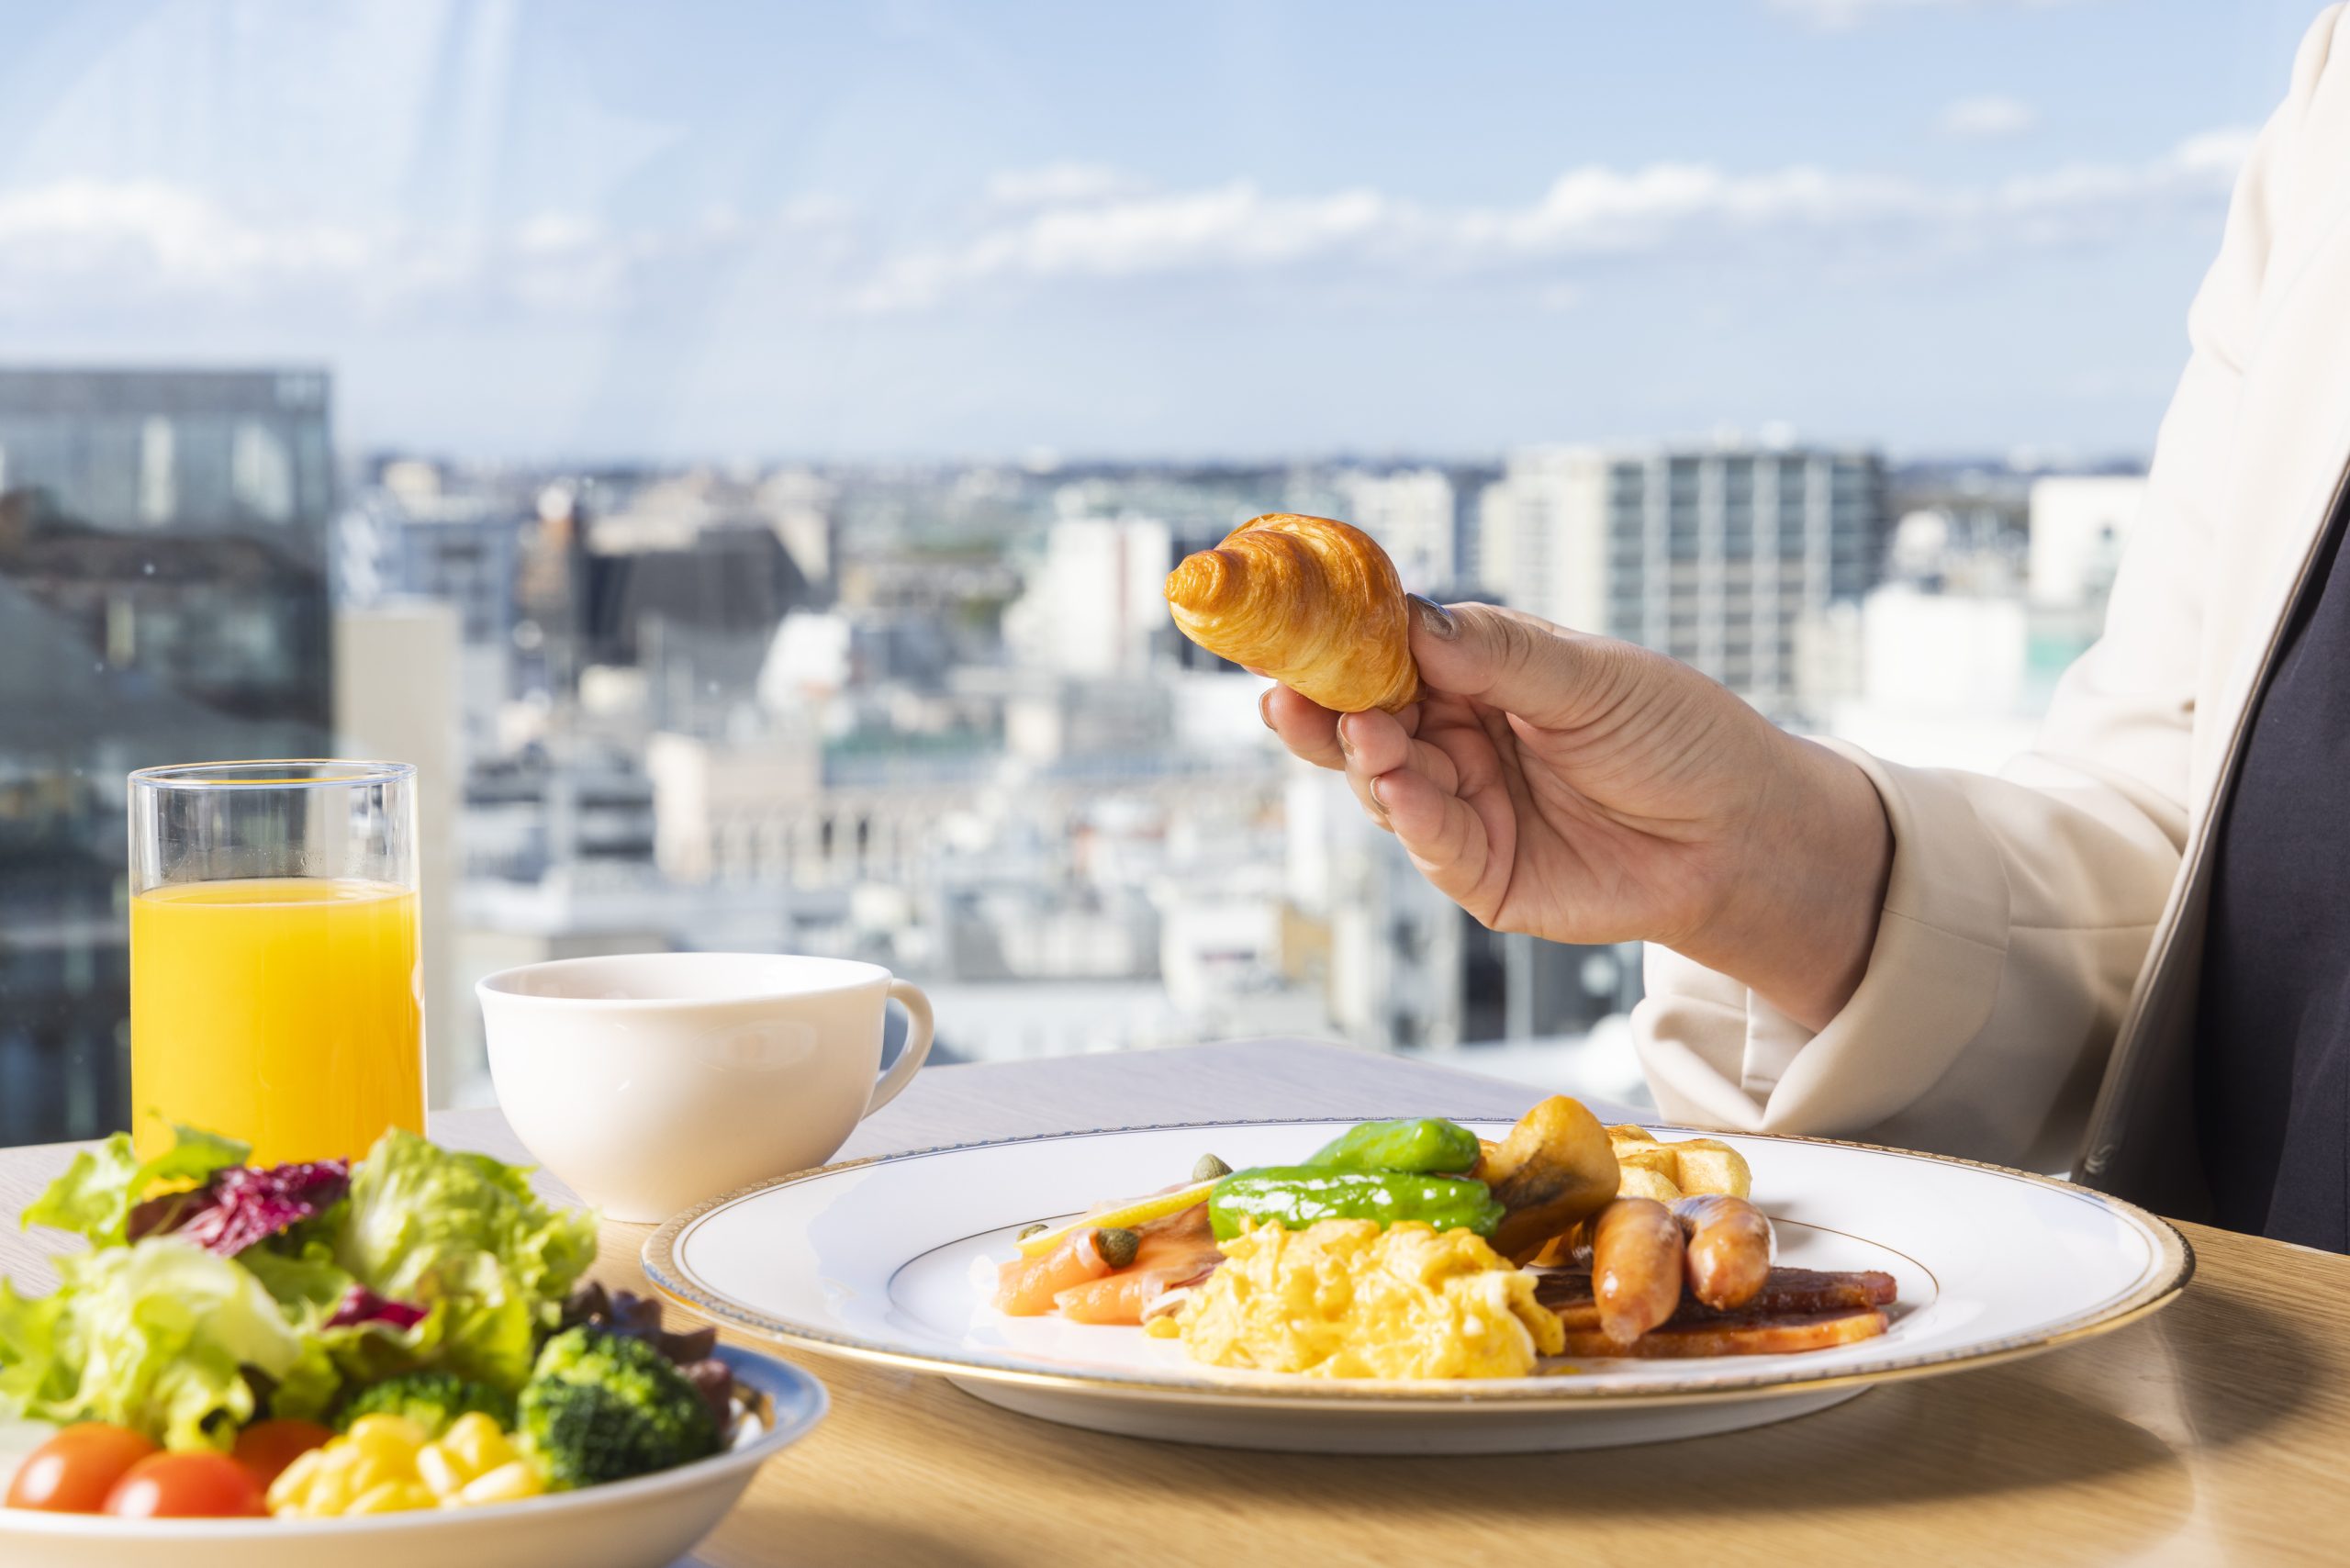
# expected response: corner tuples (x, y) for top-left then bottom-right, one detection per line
(0, 1341), (826, 1568)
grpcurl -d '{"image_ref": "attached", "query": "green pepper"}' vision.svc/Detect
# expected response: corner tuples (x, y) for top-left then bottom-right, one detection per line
(1304, 1117), (1481, 1175)
(1209, 1166), (1504, 1241)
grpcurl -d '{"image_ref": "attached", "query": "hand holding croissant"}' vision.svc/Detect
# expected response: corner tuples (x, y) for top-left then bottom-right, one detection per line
(1164, 513), (1421, 713)
(1241, 555), (1896, 1036)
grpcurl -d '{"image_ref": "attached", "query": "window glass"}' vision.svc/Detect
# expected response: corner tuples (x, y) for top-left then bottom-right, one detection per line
(0, 6), (2259, 1143)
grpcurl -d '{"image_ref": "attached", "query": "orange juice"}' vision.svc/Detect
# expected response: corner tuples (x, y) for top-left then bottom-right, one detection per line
(130, 877), (424, 1164)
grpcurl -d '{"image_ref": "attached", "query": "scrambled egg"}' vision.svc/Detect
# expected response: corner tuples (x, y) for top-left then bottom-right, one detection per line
(1150, 1218), (1562, 1379)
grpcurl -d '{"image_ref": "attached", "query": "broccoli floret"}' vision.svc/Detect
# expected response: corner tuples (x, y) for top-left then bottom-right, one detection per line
(517, 1326), (719, 1489)
(336, 1370), (517, 1437)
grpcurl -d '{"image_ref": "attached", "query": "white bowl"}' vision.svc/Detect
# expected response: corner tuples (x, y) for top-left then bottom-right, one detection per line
(479, 951), (934, 1223)
(0, 1344), (826, 1568)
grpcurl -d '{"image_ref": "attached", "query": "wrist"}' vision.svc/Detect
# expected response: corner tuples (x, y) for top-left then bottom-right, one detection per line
(1683, 736), (1893, 1034)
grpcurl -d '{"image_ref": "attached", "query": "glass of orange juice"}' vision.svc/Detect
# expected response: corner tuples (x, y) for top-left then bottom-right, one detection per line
(128, 760), (424, 1164)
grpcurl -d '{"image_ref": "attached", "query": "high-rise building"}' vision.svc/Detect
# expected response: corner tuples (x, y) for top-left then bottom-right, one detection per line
(2027, 475), (2145, 609)
(1477, 444), (1882, 704)
(338, 475), (526, 761)
(1337, 468), (1458, 594)
(0, 368), (335, 1143)
(1002, 516), (1174, 679)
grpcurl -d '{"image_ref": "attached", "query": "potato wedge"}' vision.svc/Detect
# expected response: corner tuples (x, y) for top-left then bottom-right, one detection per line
(1482, 1095), (1620, 1263)
(1669, 1138), (1751, 1199)
(1614, 1164), (1684, 1204)
(1615, 1143), (1680, 1181)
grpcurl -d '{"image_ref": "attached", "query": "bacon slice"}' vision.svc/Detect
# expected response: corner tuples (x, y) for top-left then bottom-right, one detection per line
(1536, 1264), (1897, 1356)
(1556, 1306), (1887, 1359)
(1708, 1265), (1896, 1316)
(1536, 1264), (1894, 1319)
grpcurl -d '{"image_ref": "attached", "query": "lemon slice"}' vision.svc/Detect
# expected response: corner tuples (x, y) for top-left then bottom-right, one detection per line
(1015, 1179), (1220, 1258)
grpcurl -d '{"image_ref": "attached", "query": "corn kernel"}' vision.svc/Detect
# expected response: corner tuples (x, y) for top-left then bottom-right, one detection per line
(267, 1448), (324, 1510)
(441, 1412), (504, 1473)
(308, 1468), (356, 1518)
(348, 1479), (432, 1515)
(263, 1410), (536, 1517)
(415, 1443), (464, 1498)
(352, 1455), (391, 1492)
(348, 1414), (428, 1459)
(453, 1460), (543, 1507)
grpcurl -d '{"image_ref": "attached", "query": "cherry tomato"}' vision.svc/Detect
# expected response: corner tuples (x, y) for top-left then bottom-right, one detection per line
(5, 1423), (159, 1513)
(102, 1451), (265, 1518)
(229, 1418), (332, 1490)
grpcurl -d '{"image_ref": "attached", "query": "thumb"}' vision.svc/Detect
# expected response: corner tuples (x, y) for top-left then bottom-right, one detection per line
(1406, 598), (1627, 729)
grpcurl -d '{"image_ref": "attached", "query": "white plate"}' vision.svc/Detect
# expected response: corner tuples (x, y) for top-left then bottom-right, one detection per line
(643, 1120), (2192, 1454)
(0, 1344), (825, 1568)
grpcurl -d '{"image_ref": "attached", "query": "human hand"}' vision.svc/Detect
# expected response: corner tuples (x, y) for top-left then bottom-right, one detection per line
(1264, 599), (1891, 1031)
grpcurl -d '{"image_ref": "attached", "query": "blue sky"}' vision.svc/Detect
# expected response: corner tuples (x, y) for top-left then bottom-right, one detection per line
(0, 1), (2323, 462)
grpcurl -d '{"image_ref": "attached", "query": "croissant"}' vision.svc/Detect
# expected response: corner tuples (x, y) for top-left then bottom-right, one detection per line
(1163, 512), (1420, 712)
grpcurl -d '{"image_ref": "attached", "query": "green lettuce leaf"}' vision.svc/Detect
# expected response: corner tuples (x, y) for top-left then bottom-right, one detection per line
(239, 1240), (452, 1387)
(328, 1128), (599, 1391)
(20, 1126), (251, 1246)
(235, 1243), (354, 1320)
(6, 1238), (336, 1449)
(0, 1277), (68, 1418)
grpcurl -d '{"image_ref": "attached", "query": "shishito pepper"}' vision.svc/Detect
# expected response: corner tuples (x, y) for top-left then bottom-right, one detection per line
(1208, 1166), (1504, 1241)
(1304, 1117), (1481, 1175)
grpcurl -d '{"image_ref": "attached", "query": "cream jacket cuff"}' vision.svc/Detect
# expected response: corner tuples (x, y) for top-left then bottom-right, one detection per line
(1635, 742), (2017, 1150)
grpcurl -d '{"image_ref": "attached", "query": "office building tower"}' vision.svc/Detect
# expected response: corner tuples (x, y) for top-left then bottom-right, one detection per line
(1002, 516), (1174, 679)
(2028, 475), (2146, 610)
(1337, 468), (1458, 594)
(1477, 444), (1881, 703)
(0, 368), (335, 1142)
(338, 475), (527, 760)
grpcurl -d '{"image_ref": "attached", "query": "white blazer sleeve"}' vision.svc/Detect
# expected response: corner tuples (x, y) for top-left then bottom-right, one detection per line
(1631, 5), (2344, 1172)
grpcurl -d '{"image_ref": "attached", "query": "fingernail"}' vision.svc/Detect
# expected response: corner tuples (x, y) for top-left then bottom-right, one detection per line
(1408, 594), (1458, 640)
(1369, 776), (1392, 810)
(1336, 715), (1356, 755)
(1258, 688), (1275, 728)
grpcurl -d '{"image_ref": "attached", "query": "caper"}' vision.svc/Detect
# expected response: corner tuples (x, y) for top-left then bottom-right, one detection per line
(1192, 1153), (1234, 1182)
(1092, 1226), (1141, 1269)
(1016, 1222), (1049, 1241)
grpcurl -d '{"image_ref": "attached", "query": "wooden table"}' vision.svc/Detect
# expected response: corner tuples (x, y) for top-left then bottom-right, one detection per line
(2, 1039), (2341, 1567)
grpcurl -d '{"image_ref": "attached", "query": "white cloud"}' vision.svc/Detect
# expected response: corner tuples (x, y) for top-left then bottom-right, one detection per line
(0, 127), (2255, 324)
(1941, 95), (2039, 139)
(852, 129), (2250, 312)
(1992, 127), (2252, 216)
(850, 162), (1931, 311)
(0, 180), (369, 296)
(982, 162), (1152, 211)
(0, 182), (845, 322)
(1771, 0), (2091, 29)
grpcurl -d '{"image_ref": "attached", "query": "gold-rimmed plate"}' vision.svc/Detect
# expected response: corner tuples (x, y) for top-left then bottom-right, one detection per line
(643, 1120), (2190, 1454)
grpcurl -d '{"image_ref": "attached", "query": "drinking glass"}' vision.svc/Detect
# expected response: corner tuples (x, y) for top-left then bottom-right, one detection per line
(128, 760), (425, 1164)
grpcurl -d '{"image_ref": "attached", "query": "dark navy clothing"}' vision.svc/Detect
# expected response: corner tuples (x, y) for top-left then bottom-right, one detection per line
(2195, 508), (2350, 1250)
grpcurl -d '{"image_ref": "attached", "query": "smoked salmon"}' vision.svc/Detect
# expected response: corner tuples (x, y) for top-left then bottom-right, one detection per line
(993, 1226), (1116, 1316)
(1017, 1204), (1222, 1326)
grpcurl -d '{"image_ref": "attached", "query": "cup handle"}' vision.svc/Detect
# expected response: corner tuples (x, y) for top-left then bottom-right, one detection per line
(864, 979), (934, 1118)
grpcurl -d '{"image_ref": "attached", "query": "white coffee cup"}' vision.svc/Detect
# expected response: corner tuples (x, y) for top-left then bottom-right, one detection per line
(477, 952), (934, 1223)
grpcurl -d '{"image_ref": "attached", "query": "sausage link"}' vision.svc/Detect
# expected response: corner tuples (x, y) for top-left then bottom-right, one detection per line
(1590, 1197), (1684, 1345)
(1672, 1193), (1774, 1311)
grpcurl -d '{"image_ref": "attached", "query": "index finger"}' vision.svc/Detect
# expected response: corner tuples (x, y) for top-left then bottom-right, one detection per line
(1263, 684), (1344, 769)
(1409, 600), (1627, 731)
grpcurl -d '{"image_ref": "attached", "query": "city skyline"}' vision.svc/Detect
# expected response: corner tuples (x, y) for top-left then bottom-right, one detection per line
(0, 2), (2313, 462)
(0, 360), (2109, 1140)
